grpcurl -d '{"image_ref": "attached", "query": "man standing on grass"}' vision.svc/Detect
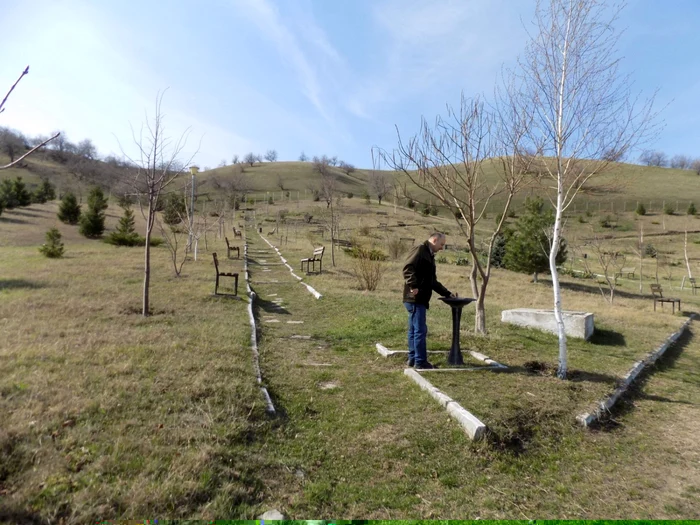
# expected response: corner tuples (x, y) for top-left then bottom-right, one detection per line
(403, 232), (456, 369)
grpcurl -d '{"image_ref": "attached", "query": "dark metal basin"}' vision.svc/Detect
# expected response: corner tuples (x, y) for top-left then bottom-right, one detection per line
(438, 297), (476, 307)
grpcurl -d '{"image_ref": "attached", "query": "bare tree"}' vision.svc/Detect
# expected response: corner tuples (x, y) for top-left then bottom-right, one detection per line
(515, 0), (658, 378)
(587, 234), (626, 304)
(670, 154), (691, 170)
(639, 149), (667, 167)
(299, 151), (308, 162)
(339, 160), (355, 175)
(0, 67), (59, 170)
(276, 174), (285, 191)
(0, 128), (26, 162)
(211, 164), (249, 210)
(692, 159), (700, 176)
(121, 91), (194, 316)
(380, 94), (529, 334)
(76, 138), (98, 160)
(232, 154), (240, 164)
(264, 149), (278, 162)
(243, 152), (257, 167)
(368, 170), (391, 205)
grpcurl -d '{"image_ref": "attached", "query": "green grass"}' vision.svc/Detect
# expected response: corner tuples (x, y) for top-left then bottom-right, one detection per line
(2, 196), (700, 521)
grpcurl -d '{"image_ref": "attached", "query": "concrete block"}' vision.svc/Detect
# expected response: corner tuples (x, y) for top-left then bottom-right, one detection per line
(501, 308), (594, 340)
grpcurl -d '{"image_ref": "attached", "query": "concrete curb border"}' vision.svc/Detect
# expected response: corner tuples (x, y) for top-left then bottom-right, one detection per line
(258, 233), (322, 299)
(577, 314), (696, 427)
(404, 368), (487, 440)
(376, 343), (507, 369)
(244, 241), (276, 415)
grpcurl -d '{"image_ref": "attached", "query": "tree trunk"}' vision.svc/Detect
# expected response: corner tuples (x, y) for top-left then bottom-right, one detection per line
(550, 182), (567, 379)
(143, 198), (153, 317)
(533, 272), (538, 283)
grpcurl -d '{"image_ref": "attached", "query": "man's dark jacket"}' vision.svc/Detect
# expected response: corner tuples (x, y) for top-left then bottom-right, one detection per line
(402, 241), (451, 308)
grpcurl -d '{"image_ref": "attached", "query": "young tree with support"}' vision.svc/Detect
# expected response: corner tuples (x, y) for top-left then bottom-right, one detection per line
(514, 0), (659, 378)
(121, 91), (195, 317)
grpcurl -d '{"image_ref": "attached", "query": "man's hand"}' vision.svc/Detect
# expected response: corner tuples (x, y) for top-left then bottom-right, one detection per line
(449, 292), (458, 298)
(410, 288), (419, 296)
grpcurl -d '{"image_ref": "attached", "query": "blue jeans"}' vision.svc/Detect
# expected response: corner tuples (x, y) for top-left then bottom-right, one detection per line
(404, 302), (427, 365)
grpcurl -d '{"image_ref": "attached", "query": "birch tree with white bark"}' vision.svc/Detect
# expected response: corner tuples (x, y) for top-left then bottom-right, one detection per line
(514, 0), (658, 378)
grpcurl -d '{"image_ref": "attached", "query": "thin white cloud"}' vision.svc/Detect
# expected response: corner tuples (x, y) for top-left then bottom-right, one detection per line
(230, 0), (331, 121)
(347, 0), (528, 120)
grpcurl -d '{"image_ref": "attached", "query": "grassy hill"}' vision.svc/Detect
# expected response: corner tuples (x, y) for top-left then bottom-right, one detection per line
(2, 151), (700, 216)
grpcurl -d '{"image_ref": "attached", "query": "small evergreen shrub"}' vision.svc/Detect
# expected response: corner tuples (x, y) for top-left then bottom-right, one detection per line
(688, 202), (697, 216)
(32, 180), (56, 204)
(644, 243), (658, 258)
(421, 203), (430, 216)
(39, 228), (65, 258)
(105, 206), (143, 246)
(430, 205), (438, 216)
(79, 187), (107, 238)
(635, 202), (646, 215)
(58, 193), (81, 224)
(162, 193), (186, 225)
(346, 192), (353, 199)
(663, 202), (674, 215)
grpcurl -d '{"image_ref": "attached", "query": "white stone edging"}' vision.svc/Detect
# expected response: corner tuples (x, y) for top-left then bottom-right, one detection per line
(258, 232), (322, 298)
(577, 314), (696, 427)
(404, 369), (487, 440)
(244, 239), (276, 415)
(376, 343), (507, 369)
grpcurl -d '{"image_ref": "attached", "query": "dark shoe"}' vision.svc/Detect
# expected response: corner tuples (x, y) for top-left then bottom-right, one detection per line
(414, 361), (438, 370)
(407, 359), (415, 367)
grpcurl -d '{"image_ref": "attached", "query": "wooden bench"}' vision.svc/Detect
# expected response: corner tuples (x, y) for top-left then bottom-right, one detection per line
(301, 246), (325, 274)
(224, 237), (240, 259)
(212, 252), (238, 296)
(650, 284), (680, 313)
(378, 222), (387, 230)
(333, 239), (352, 248)
(615, 267), (636, 279)
(232, 226), (243, 238)
(689, 277), (699, 295)
(399, 237), (415, 245)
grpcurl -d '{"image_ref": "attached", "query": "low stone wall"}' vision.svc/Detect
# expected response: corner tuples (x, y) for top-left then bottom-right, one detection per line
(501, 308), (594, 340)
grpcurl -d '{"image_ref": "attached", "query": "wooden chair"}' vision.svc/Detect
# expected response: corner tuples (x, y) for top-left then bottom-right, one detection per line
(689, 277), (699, 295)
(224, 237), (240, 259)
(650, 283), (681, 313)
(212, 252), (238, 296)
(301, 246), (325, 274)
(232, 226), (243, 238)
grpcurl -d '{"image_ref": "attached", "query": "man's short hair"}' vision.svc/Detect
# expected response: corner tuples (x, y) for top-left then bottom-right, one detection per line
(429, 232), (445, 241)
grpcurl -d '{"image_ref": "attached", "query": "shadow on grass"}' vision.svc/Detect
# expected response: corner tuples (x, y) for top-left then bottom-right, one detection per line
(589, 328), (626, 346)
(0, 279), (45, 291)
(0, 507), (46, 525)
(255, 296), (292, 316)
(4, 209), (43, 218)
(495, 362), (618, 386)
(593, 328), (696, 431)
(540, 278), (647, 301)
(0, 216), (28, 225)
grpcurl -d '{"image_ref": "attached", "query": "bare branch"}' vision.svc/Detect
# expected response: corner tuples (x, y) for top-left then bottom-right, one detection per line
(0, 132), (60, 170)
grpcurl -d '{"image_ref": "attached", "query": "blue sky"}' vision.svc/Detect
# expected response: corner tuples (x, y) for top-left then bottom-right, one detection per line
(1, 0), (699, 170)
